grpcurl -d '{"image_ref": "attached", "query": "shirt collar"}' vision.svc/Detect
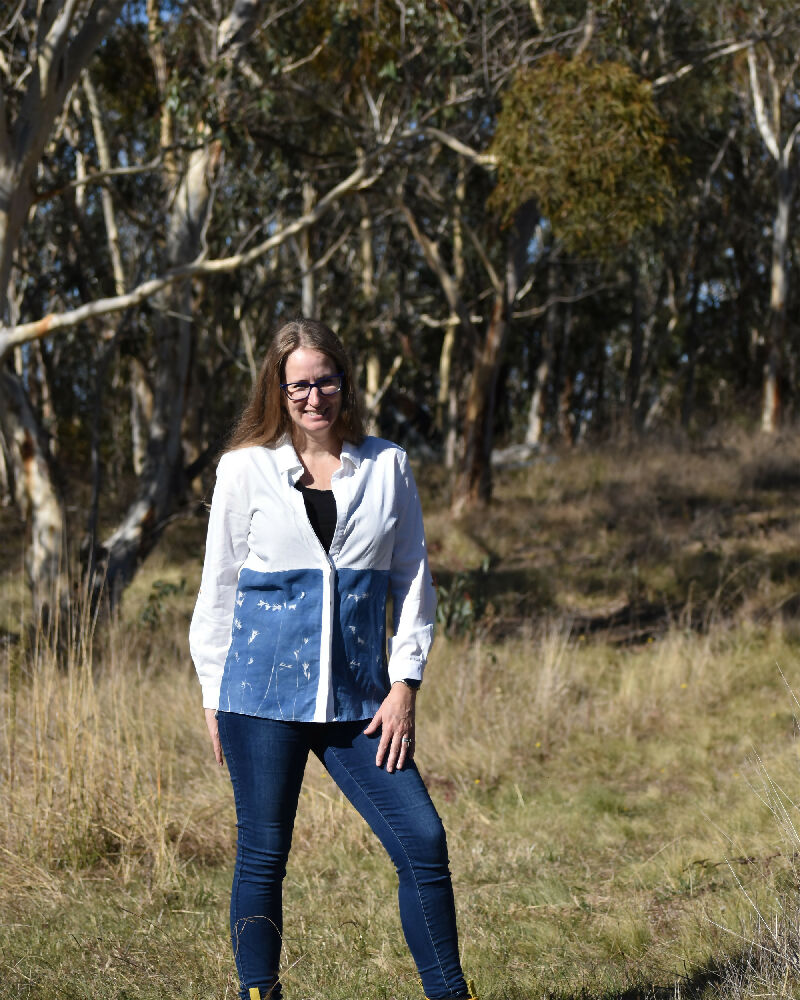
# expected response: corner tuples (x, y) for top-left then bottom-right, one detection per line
(274, 435), (363, 477)
(340, 439), (363, 470)
(275, 437), (303, 479)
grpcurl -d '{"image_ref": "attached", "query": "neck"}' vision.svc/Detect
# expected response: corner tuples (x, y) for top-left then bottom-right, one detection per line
(292, 428), (342, 460)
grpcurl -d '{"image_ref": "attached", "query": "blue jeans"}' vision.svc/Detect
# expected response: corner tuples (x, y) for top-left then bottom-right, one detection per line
(216, 712), (469, 1000)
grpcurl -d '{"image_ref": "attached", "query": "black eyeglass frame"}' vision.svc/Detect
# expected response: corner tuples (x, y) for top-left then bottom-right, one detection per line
(280, 372), (345, 401)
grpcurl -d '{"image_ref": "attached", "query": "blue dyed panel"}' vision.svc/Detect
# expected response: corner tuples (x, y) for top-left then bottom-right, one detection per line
(332, 567), (390, 719)
(219, 567), (323, 720)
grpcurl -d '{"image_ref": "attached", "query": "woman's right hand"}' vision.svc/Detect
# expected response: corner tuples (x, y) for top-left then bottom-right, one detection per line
(205, 707), (224, 767)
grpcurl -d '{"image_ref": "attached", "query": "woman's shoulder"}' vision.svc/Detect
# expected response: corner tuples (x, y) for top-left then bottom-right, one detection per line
(349, 437), (415, 487)
(353, 435), (408, 463)
(216, 443), (280, 479)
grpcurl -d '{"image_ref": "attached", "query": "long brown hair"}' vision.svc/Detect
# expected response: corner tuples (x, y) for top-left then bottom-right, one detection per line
(227, 318), (365, 450)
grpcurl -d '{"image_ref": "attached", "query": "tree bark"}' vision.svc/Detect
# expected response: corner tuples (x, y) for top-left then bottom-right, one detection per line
(0, 2), (127, 320)
(0, 371), (67, 629)
(94, 136), (221, 605)
(0, 1), (126, 628)
(83, 0), (275, 606)
(625, 260), (643, 432)
(436, 164), (465, 468)
(452, 203), (538, 512)
(359, 193), (381, 435)
(524, 261), (557, 447)
(745, 44), (799, 433)
(761, 161), (792, 432)
(298, 180), (317, 318)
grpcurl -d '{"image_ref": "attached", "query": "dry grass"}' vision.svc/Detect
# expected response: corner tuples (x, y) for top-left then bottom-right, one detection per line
(425, 430), (800, 637)
(3, 432), (800, 998)
(4, 616), (800, 998)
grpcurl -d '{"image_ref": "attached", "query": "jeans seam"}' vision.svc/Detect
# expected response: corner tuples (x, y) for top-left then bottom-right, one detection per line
(327, 745), (454, 995)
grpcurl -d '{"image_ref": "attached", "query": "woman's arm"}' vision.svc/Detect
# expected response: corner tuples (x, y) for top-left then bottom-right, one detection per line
(386, 450), (437, 687)
(189, 452), (251, 752)
(364, 451), (436, 771)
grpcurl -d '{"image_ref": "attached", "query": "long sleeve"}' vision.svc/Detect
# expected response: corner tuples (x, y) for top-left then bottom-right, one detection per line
(189, 452), (252, 709)
(386, 451), (437, 685)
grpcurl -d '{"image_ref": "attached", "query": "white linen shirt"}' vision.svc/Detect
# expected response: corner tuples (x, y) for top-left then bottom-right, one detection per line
(189, 436), (437, 722)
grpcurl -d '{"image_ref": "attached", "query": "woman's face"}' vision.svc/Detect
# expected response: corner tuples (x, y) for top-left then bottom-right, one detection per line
(282, 347), (343, 444)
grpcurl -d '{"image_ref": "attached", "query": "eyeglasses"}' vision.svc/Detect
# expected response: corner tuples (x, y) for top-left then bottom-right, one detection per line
(280, 373), (345, 401)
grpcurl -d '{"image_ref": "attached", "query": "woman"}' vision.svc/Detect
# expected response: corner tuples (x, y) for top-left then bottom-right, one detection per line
(190, 318), (476, 1000)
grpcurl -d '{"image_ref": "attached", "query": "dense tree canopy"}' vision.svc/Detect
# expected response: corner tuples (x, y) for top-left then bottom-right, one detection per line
(1, 0), (800, 624)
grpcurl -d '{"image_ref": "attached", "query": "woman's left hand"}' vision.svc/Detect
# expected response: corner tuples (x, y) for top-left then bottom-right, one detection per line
(364, 682), (416, 772)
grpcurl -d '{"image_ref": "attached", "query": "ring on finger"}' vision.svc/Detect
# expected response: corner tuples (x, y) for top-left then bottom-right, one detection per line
(401, 736), (412, 745)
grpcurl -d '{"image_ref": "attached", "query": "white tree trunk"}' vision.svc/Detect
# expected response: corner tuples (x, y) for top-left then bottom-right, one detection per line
(300, 180), (317, 317)
(0, 1), (125, 626)
(359, 194), (382, 435)
(746, 44), (798, 433)
(94, 0), (269, 603)
(0, 372), (67, 626)
(524, 356), (549, 448)
(97, 140), (218, 602)
(761, 162), (792, 433)
(437, 164), (465, 468)
(129, 359), (153, 477)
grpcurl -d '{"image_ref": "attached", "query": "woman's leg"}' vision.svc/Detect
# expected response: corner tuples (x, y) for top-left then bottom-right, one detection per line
(315, 722), (469, 1000)
(217, 713), (310, 1000)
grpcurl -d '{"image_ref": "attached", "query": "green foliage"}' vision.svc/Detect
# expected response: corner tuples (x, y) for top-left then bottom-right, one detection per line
(294, 0), (461, 100)
(140, 578), (187, 629)
(488, 54), (676, 255)
(435, 557), (490, 637)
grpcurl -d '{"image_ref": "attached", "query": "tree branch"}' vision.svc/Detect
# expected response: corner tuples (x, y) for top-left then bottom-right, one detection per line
(365, 354), (403, 417)
(15, 0), (126, 177)
(82, 72), (126, 294)
(217, 0), (267, 55)
(512, 283), (615, 319)
(0, 160), (378, 357)
(653, 37), (758, 90)
(398, 196), (477, 342)
(0, 78), (8, 162)
(34, 156), (164, 203)
(529, 0), (545, 32)
(783, 119), (800, 163)
(464, 220), (502, 295)
(414, 127), (497, 167)
(574, 1), (595, 57)
(748, 46), (781, 161)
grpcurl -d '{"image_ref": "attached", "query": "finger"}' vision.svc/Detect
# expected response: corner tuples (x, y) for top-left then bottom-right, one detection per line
(375, 730), (392, 767)
(386, 733), (406, 773)
(398, 735), (414, 769)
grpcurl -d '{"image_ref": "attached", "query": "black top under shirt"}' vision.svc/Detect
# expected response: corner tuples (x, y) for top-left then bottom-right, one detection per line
(295, 480), (421, 690)
(296, 483), (337, 553)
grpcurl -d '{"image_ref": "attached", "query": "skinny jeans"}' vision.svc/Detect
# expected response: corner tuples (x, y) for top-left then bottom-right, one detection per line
(216, 712), (468, 1000)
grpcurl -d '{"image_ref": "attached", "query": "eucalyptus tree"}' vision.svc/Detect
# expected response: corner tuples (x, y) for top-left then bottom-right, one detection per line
(0, 0), (503, 625)
(0, 0), (391, 627)
(740, 5), (800, 431)
(0, 0), (126, 627)
(394, 1), (676, 508)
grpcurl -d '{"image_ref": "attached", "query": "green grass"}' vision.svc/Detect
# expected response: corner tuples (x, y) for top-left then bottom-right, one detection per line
(5, 433), (800, 999)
